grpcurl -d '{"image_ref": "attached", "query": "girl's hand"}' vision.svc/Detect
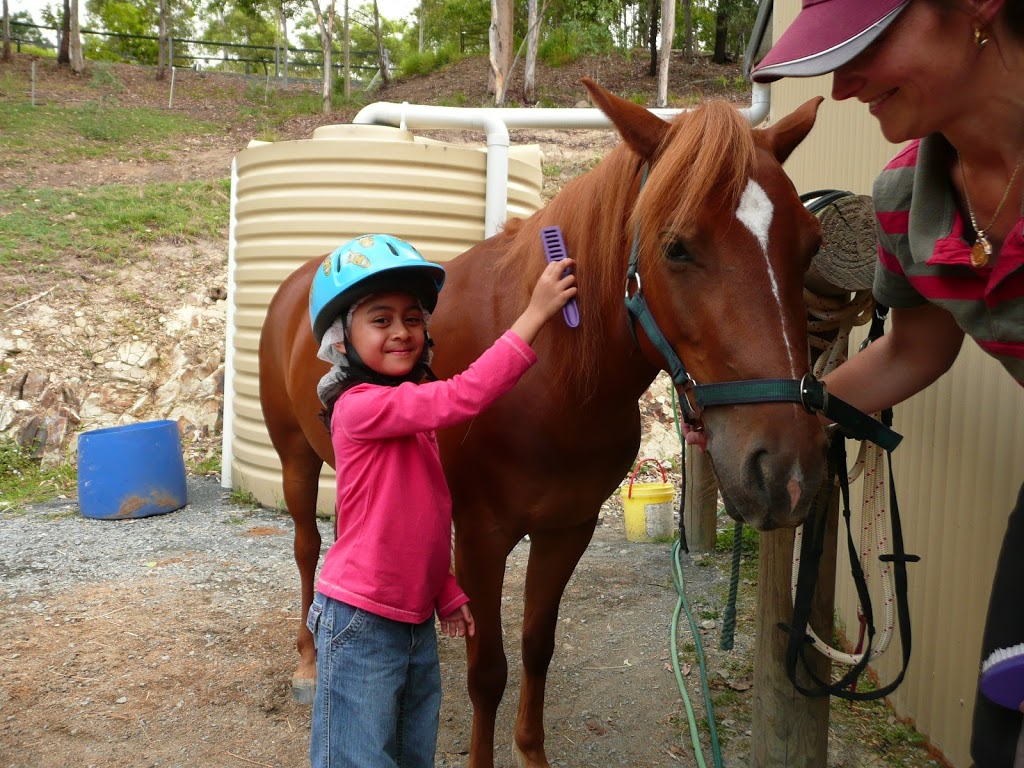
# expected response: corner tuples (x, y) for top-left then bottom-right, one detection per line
(528, 258), (577, 321)
(440, 604), (475, 638)
(509, 259), (577, 345)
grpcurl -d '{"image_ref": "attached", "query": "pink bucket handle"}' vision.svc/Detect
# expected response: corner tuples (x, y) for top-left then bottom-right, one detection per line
(627, 458), (668, 498)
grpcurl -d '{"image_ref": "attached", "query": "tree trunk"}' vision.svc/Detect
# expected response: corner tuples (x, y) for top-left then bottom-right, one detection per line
(156, 0), (169, 80)
(417, 0), (423, 53)
(683, 0), (693, 57)
(488, 0), (512, 103)
(69, 0), (84, 72)
(280, 8), (290, 83)
(310, 0), (335, 114)
(523, 0), (538, 104)
(656, 0), (673, 107)
(372, 0), (389, 86)
(3, 0), (12, 63)
(343, 0), (350, 98)
(58, 0), (70, 65)
(647, 0), (658, 78)
(713, 3), (728, 64)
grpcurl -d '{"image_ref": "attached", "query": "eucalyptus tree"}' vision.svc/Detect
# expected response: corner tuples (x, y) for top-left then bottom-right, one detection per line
(84, 0), (199, 66)
(413, 0), (488, 54)
(9, 9), (51, 48)
(202, 0), (281, 75)
(70, 0), (84, 70)
(2, 0), (10, 60)
(215, 0), (303, 77)
(307, 0), (336, 111)
(488, 0), (511, 103)
(688, 0), (758, 64)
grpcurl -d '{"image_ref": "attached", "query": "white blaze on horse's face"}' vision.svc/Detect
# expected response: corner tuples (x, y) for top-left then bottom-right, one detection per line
(735, 179), (797, 376)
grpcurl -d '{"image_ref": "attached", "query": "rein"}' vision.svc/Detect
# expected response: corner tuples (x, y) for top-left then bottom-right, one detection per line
(622, 164), (901, 452)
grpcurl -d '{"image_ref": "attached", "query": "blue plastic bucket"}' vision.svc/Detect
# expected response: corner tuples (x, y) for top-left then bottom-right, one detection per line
(77, 420), (188, 520)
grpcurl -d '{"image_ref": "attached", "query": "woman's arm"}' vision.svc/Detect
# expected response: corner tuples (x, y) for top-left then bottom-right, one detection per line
(822, 302), (965, 414)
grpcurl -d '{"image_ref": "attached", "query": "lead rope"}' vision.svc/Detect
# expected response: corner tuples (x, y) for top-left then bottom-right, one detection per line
(794, 288), (897, 666)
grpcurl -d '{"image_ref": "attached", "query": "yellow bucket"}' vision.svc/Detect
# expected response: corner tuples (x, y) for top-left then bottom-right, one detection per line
(621, 458), (675, 542)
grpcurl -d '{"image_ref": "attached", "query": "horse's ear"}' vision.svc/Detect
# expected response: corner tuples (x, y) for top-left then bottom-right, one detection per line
(758, 96), (824, 165)
(582, 77), (667, 161)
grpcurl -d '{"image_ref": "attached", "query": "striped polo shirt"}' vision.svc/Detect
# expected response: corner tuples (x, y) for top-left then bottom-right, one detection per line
(872, 133), (1024, 385)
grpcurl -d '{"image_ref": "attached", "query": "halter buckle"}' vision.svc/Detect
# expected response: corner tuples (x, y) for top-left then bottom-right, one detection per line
(799, 374), (829, 414)
(678, 376), (705, 426)
(624, 270), (641, 300)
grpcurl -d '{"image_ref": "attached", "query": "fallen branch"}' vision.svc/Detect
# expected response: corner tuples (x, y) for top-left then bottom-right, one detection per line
(224, 752), (275, 768)
(2, 286), (55, 315)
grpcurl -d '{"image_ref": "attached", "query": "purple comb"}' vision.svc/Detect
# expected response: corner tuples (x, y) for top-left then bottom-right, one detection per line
(540, 226), (579, 328)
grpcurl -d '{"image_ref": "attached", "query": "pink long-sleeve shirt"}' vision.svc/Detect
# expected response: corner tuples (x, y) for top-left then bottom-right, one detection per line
(316, 330), (537, 624)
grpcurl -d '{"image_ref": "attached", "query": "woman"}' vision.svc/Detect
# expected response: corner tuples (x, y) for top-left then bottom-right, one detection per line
(749, 1), (1024, 764)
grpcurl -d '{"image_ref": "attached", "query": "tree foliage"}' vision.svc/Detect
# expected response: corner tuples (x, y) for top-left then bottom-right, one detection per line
(8, 11), (50, 47)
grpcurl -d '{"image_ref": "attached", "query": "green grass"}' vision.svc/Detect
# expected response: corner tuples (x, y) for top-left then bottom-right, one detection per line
(0, 179), (230, 269)
(397, 46), (462, 78)
(229, 488), (262, 509)
(0, 100), (220, 165)
(192, 453), (222, 476)
(0, 439), (77, 511)
(715, 520), (760, 558)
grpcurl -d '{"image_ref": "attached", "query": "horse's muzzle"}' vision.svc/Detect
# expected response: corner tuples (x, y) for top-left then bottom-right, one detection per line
(706, 410), (827, 530)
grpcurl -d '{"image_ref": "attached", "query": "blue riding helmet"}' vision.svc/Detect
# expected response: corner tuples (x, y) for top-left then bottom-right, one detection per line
(309, 234), (446, 344)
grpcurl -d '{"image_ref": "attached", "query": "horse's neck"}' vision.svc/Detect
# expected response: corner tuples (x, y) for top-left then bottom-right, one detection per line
(537, 151), (661, 404)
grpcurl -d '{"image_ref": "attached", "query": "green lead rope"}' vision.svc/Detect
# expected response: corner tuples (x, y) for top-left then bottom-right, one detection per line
(720, 520), (743, 652)
(671, 538), (724, 768)
(669, 386), (726, 767)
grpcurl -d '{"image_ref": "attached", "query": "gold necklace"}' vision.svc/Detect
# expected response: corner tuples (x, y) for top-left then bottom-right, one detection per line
(957, 151), (1023, 268)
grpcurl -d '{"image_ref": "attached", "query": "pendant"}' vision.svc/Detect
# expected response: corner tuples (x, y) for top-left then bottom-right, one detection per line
(971, 234), (992, 268)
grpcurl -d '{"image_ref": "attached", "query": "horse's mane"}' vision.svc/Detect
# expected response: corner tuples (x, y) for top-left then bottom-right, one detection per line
(492, 99), (757, 396)
(632, 100), (756, 265)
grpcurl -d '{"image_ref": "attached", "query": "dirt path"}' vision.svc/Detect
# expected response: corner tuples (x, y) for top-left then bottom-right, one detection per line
(1, 478), (737, 768)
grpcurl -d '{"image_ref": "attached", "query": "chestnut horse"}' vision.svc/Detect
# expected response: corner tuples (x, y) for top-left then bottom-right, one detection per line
(258, 80), (827, 767)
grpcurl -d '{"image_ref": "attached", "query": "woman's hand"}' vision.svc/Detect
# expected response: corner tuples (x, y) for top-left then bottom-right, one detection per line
(682, 421), (707, 452)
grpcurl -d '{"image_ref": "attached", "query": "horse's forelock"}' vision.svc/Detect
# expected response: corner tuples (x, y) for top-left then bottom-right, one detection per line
(633, 100), (756, 262)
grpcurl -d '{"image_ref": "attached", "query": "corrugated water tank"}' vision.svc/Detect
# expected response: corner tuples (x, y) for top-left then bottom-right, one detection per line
(230, 123), (544, 513)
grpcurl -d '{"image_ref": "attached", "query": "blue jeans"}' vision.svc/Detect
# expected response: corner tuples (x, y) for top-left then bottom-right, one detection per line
(307, 593), (441, 768)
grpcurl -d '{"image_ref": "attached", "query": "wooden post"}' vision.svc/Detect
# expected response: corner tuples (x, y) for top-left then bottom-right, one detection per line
(684, 445), (718, 552)
(748, 191), (878, 765)
(751, 481), (839, 767)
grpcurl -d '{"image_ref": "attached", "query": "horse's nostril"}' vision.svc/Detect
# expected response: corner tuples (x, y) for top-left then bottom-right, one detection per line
(748, 449), (771, 494)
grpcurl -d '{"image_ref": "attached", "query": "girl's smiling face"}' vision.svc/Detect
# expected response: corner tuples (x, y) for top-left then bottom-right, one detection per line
(830, 1), (976, 143)
(343, 291), (426, 377)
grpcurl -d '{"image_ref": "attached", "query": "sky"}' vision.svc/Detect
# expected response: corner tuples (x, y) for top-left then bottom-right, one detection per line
(11, 0), (421, 28)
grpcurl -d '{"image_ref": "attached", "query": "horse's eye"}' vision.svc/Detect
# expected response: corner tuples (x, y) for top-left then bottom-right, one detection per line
(661, 239), (691, 262)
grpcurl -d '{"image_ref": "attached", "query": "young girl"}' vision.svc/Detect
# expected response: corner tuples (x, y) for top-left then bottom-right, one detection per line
(305, 233), (576, 768)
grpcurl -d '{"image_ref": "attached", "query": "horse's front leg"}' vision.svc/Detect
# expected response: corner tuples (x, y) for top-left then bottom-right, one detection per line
(280, 443), (324, 704)
(514, 519), (598, 768)
(456, 520), (518, 768)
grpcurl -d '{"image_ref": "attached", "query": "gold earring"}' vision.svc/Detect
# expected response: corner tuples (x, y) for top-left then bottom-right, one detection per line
(974, 22), (990, 48)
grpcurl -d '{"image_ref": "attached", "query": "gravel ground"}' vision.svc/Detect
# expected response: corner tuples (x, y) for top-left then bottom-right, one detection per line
(1, 476), (325, 602)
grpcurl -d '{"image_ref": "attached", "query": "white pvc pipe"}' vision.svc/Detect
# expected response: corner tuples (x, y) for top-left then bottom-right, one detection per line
(353, 81), (771, 237)
(353, 103), (511, 238)
(221, 158), (239, 489)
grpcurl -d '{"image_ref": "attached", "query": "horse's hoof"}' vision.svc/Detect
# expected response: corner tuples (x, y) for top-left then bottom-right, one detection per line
(292, 677), (316, 705)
